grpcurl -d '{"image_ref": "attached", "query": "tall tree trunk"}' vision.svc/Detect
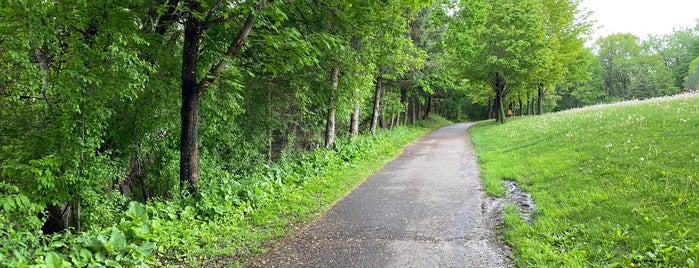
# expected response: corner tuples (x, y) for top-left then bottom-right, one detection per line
(400, 87), (407, 126)
(526, 91), (531, 115)
(413, 96), (422, 125)
(402, 103), (408, 126)
(325, 67), (338, 148)
(180, 90), (201, 193)
(409, 96), (416, 125)
(494, 72), (506, 123)
(350, 97), (359, 137)
(179, 1), (263, 195)
(266, 72), (272, 163)
(370, 76), (382, 136)
(423, 95), (431, 120)
(379, 97), (388, 129)
(180, 10), (203, 194)
(537, 84), (544, 115)
(518, 97), (523, 117)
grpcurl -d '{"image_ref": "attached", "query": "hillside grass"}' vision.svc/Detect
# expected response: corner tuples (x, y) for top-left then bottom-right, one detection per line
(470, 93), (699, 267)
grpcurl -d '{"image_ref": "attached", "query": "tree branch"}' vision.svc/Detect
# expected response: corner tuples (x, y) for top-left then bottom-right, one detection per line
(202, 0), (226, 30)
(153, 0), (181, 35)
(196, 0), (267, 96)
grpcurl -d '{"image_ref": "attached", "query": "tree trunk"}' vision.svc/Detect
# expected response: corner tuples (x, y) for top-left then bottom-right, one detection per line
(518, 97), (523, 117)
(180, 11), (203, 194)
(379, 98), (387, 129)
(408, 96), (417, 126)
(179, 1), (263, 195)
(409, 96), (416, 125)
(402, 103), (408, 126)
(537, 84), (544, 115)
(350, 86), (360, 138)
(400, 87), (407, 126)
(423, 95), (431, 120)
(526, 91), (531, 115)
(415, 96), (421, 123)
(267, 72), (272, 163)
(494, 72), (506, 123)
(370, 76), (382, 136)
(325, 67), (338, 148)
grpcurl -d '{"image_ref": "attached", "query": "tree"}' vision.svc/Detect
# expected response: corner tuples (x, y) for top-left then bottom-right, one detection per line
(595, 33), (680, 101)
(658, 26), (699, 89)
(0, 0), (159, 231)
(685, 55), (699, 91)
(359, 0), (427, 135)
(556, 48), (606, 110)
(176, 0), (311, 194)
(529, 0), (591, 115)
(596, 34), (642, 100)
(448, 0), (548, 123)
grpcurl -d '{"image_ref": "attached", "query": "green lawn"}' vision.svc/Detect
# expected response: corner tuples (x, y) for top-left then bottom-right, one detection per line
(470, 93), (699, 267)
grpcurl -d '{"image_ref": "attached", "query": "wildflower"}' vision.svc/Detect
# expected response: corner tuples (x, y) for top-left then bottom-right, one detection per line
(606, 143), (613, 148)
(639, 157), (645, 162)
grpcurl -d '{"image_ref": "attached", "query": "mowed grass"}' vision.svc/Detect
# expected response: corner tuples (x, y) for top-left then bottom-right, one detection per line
(470, 93), (699, 267)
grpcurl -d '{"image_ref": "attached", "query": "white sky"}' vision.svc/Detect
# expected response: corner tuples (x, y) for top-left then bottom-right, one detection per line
(579, 0), (699, 44)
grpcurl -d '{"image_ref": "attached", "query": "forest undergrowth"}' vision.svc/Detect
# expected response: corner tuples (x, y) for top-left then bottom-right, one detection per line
(0, 116), (451, 267)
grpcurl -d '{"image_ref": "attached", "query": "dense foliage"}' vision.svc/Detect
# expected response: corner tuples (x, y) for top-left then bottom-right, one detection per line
(0, 0), (455, 266)
(471, 93), (699, 266)
(2, 0), (698, 266)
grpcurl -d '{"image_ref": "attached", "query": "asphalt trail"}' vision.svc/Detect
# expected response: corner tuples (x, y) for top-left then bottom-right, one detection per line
(251, 123), (511, 268)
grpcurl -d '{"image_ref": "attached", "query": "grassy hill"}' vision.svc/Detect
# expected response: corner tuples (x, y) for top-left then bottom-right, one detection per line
(470, 93), (699, 267)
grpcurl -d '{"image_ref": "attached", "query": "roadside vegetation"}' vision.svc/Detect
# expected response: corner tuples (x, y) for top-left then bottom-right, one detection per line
(471, 93), (699, 267)
(1, 116), (451, 267)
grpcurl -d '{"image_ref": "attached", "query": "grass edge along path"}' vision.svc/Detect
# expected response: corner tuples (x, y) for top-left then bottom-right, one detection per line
(198, 116), (453, 267)
(470, 93), (699, 267)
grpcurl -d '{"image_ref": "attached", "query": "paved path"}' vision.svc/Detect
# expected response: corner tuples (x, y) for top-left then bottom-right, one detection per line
(251, 123), (511, 267)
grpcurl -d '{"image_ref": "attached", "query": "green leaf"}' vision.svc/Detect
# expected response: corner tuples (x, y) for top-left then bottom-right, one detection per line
(42, 252), (69, 268)
(108, 227), (127, 253)
(69, 248), (92, 267)
(105, 259), (123, 268)
(77, 235), (102, 250)
(94, 251), (106, 262)
(134, 242), (157, 256)
(125, 202), (148, 222)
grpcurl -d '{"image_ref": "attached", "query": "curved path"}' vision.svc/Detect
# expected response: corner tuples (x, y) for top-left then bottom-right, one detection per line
(251, 123), (511, 267)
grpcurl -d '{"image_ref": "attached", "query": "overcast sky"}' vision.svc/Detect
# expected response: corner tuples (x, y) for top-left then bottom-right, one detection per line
(579, 0), (699, 43)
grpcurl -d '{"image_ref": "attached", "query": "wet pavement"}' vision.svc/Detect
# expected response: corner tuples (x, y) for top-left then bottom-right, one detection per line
(250, 123), (511, 268)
